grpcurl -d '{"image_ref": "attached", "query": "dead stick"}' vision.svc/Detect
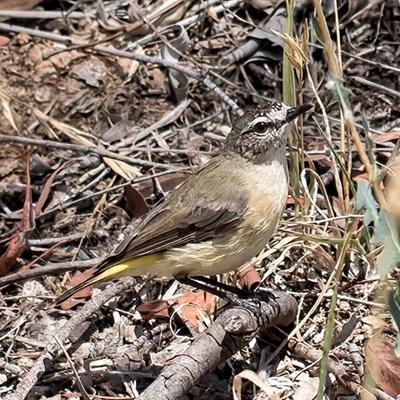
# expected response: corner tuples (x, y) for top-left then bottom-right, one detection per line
(291, 341), (369, 398)
(138, 292), (298, 400)
(0, 133), (171, 169)
(0, 258), (100, 287)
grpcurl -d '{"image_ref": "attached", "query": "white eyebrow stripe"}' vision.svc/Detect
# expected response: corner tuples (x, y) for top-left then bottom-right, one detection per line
(250, 116), (273, 126)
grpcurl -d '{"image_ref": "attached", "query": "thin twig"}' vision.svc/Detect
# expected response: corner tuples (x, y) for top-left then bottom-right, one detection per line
(37, 168), (189, 220)
(0, 11), (86, 19)
(351, 76), (400, 99)
(0, 133), (176, 169)
(0, 259), (100, 287)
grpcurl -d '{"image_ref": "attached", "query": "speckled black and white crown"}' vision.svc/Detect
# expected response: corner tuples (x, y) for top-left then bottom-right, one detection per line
(223, 102), (312, 161)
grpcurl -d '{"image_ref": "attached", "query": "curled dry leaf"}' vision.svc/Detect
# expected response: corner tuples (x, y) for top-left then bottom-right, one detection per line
(236, 262), (261, 291)
(127, 0), (189, 36)
(160, 25), (190, 102)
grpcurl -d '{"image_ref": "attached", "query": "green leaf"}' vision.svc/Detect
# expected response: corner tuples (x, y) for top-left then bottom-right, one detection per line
(374, 210), (400, 276)
(356, 179), (379, 225)
(333, 77), (353, 114)
(310, 13), (324, 45)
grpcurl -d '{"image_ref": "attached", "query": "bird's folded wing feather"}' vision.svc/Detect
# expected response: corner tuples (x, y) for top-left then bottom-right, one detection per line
(102, 157), (248, 267)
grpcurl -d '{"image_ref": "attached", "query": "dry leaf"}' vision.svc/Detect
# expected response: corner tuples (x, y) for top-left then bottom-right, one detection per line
(293, 377), (319, 400)
(137, 300), (171, 319)
(137, 291), (217, 325)
(59, 269), (95, 309)
(0, 155), (33, 276)
(35, 161), (73, 216)
(365, 336), (400, 397)
(0, 233), (27, 276)
(371, 129), (400, 143)
(172, 291), (216, 326)
(135, 171), (189, 198)
(0, 35), (10, 45)
(0, 0), (42, 10)
(233, 369), (279, 400)
(124, 185), (150, 219)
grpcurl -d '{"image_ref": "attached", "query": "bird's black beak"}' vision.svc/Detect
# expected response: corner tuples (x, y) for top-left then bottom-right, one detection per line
(286, 104), (313, 123)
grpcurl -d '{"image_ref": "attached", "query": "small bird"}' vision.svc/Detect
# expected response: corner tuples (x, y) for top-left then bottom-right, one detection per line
(56, 101), (312, 304)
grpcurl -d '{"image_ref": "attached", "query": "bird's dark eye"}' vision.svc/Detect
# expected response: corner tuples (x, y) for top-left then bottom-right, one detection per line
(253, 121), (269, 134)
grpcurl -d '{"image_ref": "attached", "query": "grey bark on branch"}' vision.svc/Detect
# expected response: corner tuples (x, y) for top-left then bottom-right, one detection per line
(138, 291), (298, 400)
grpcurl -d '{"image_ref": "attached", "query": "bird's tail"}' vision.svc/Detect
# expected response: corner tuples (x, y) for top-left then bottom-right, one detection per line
(55, 253), (163, 305)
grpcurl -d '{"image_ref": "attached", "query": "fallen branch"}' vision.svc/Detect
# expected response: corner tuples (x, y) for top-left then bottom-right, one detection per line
(138, 291), (298, 399)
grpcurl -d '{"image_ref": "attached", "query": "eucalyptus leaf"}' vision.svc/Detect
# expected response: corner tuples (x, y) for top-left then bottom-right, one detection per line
(375, 210), (400, 276)
(355, 179), (378, 225)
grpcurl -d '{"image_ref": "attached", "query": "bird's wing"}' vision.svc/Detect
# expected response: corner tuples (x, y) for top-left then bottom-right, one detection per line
(56, 192), (246, 304)
(104, 157), (248, 265)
